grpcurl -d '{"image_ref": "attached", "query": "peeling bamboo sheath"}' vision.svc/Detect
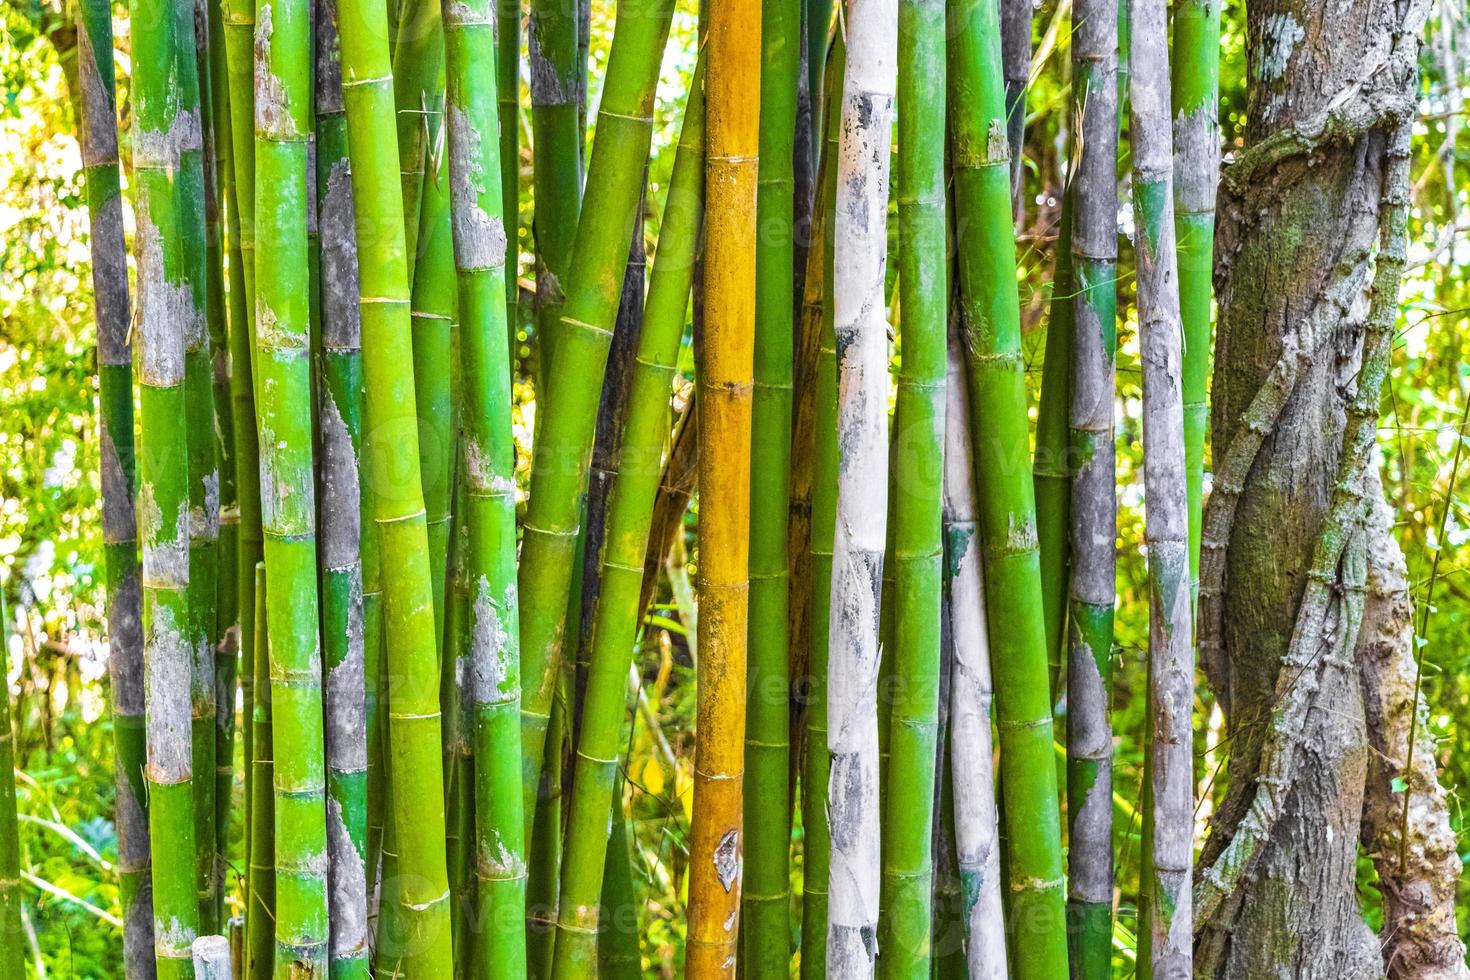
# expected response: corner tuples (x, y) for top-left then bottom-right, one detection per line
(1129, 0), (1194, 970)
(1066, 0), (1120, 970)
(687, 0), (760, 970)
(76, 0), (156, 969)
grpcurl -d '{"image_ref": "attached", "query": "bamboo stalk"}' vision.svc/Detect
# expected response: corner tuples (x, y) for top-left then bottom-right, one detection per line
(881, 0), (946, 969)
(800, 28), (843, 978)
(391, 0), (446, 277)
(528, 0), (583, 378)
(130, 0), (204, 963)
(824, 0), (897, 973)
(76, 0), (155, 967)
(1171, 0), (1220, 597)
(337, 0), (456, 960)
(942, 318), (1008, 980)
(246, 564), (273, 980)
(1065, 0), (1118, 971)
(173, 0), (222, 933)
(196, 0), (239, 926)
(1000, 0), (1030, 209)
(549, 59), (705, 980)
(1, 593), (22, 978)
(685, 0), (760, 970)
(315, 0), (370, 971)
(220, 0), (264, 907)
(497, 0), (521, 337)
(440, 0), (529, 967)
(254, 0), (331, 964)
(1129, 0), (1192, 970)
(946, 0), (1069, 969)
(411, 137), (458, 648)
(515, 0), (676, 850)
(742, 0), (800, 962)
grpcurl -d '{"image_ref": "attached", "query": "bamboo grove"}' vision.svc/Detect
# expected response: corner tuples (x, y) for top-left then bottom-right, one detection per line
(31, 0), (1256, 967)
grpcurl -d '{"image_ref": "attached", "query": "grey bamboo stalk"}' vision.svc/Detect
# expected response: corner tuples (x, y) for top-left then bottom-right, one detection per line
(440, 0), (528, 969)
(1129, 0), (1193, 970)
(76, 0), (155, 968)
(191, 935), (232, 979)
(1065, 0), (1118, 968)
(255, 0), (331, 967)
(315, 0), (370, 972)
(826, 3), (896, 971)
(1001, 0), (1030, 210)
(943, 321), (1007, 980)
(130, 0), (203, 963)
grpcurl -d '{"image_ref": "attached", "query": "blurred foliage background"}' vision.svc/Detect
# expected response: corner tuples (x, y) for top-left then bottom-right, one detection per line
(0, 0), (1466, 973)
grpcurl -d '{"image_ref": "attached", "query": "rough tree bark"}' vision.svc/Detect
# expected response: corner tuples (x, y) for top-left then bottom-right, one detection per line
(1195, 0), (1461, 975)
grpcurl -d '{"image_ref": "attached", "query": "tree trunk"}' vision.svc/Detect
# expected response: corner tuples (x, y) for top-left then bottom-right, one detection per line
(1196, 0), (1434, 974)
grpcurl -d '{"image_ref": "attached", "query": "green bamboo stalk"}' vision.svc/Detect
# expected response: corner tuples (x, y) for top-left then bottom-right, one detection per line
(131, 0), (204, 964)
(742, 0), (799, 963)
(496, 0), (520, 337)
(439, 492), (476, 974)
(173, 0), (222, 933)
(548, 60), (704, 980)
(515, 0), (676, 845)
(1171, 0), (1220, 597)
(801, 29), (842, 978)
(1033, 201), (1072, 692)
(441, 3), (529, 970)
(254, 0), (331, 966)
(1065, 0), (1118, 971)
(76, 0), (156, 967)
(337, 0), (455, 962)
(597, 797), (641, 979)
(527, 0), (583, 381)
(946, 0), (1069, 970)
(220, 0), (263, 900)
(223, 0), (256, 305)
(1, 593), (22, 978)
(881, 0), (946, 969)
(197, 0), (239, 923)
(412, 136), (458, 647)
(246, 563), (274, 980)
(315, 0), (370, 972)
(1129, 0), (1192, 970)
(391, 0), (447, 277)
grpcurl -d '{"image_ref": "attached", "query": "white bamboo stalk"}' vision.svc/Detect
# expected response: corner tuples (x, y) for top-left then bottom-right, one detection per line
(943, 321), (1008, 980)
(826, 0), (897, 972)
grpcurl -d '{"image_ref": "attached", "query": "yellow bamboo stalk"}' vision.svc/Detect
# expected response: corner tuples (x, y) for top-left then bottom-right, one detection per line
(685, 2), (760, 974)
